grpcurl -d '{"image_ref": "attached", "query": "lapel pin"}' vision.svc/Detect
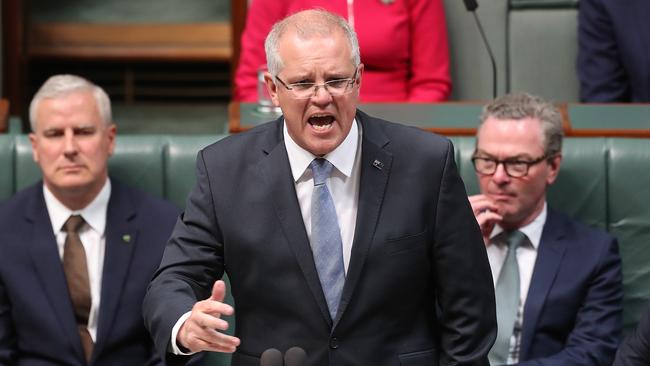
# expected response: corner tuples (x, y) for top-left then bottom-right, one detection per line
(372, 159), (384, 170)
(122, 234), (131, 243)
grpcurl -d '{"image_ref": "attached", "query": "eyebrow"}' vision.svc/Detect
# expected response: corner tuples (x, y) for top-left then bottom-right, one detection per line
(474, 150), (537, 160)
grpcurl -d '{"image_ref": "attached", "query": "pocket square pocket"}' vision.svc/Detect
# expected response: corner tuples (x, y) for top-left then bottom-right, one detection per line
(398, 348), (437, 365)
(383, 230), (427, 255)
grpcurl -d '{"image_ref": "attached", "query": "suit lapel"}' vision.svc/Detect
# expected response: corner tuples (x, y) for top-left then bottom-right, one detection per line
(94, 181), (138, 355)
(259, 120), (333, 325)
(335, 112), (392, 325)
(520, 208), (568, 359)
(25, 185), (86, 361)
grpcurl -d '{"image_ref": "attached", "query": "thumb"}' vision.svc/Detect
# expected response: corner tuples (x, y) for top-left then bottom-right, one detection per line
(209, 280), (227, 302)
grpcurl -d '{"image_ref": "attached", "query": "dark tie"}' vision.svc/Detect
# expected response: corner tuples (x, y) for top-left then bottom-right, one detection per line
(310, 158), (345, 320)
(62, 215), (93, 362)
(489, 230), (527, 365)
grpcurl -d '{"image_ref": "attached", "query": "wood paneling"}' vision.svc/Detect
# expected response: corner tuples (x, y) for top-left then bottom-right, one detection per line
(28, 22), (231, 61)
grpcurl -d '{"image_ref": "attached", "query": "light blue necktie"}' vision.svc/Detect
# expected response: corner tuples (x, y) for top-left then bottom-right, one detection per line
(310, 158), (345, 320)
(489, 230), (527, 365)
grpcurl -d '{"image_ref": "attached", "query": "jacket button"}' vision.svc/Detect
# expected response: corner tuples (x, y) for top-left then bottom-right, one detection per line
(330, 337), (339, 349)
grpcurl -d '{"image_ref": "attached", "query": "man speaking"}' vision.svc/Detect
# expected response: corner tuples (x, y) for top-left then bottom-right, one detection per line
(144, 9), (496, 366)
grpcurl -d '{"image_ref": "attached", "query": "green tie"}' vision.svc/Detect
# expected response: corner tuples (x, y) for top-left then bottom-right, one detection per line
(489, 230), (527, 365)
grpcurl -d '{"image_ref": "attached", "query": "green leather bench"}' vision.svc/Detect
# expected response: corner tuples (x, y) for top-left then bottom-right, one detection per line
(1, 134), (649, 363)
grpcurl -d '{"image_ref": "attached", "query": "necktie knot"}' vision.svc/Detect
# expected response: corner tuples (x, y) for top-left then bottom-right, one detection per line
(310, 158), (334, 186)
(63, 215), (85, 234)
(506, 230), (527, 251)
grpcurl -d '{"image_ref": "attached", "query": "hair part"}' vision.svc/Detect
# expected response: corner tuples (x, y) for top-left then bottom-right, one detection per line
(29, 74), (112, 132)
(478, 92), (564, 157)
(264, 9), (361, 77)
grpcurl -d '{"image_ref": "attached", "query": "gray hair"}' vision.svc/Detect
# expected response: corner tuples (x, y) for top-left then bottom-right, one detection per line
(478, 92), (564, 157)
(29, 74), (112, 132)
(264, 9), (361, 77)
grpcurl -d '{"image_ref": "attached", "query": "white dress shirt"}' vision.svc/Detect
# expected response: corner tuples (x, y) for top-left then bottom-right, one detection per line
(43, 179), (111, 342)
(486, 202), (547, 363)
(284, 119), (362, 273)
(171, 119), (363, 355)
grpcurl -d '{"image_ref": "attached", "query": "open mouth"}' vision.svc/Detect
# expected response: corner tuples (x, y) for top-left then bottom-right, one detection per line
(308, 115), (335, 131)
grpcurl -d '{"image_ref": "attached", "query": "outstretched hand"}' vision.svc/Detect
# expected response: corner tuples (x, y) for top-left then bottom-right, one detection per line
(177, 280), (241, 353)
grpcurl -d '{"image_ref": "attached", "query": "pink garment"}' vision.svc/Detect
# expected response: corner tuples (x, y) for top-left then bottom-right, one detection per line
(234, 0), (451, 102)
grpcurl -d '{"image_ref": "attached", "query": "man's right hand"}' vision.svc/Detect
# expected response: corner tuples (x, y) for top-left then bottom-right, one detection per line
(468, 194), (503, 244)
(177, 280), (241, 353)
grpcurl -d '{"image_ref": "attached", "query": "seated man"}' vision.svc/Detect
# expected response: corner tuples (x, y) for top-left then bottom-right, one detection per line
(469, 92), (623, 365)
(0, 74), (196, 365)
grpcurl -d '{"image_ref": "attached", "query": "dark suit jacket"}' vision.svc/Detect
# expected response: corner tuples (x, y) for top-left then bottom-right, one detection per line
(0, 179), (181, 366)
(144, 110), (496, 366)
(614, 302), (650, 366)
(515, 208), (623, 365)
(578, 0), (650, 102)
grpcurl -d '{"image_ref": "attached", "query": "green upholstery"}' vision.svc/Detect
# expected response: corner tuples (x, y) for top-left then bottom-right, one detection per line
(2, 133), (649, 360)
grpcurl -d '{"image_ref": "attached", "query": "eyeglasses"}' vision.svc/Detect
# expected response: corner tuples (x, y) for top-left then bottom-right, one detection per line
(471, 154), (550, 178)
(275, 67), (359, 99)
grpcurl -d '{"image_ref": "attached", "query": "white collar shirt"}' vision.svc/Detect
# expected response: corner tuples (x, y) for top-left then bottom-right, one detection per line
(43, 179), (111, 342)
(284, 119), (362, 273)
(486, 202), (547, 363)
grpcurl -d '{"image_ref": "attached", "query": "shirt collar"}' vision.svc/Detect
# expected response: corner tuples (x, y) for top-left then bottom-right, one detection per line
(43, 179), (112, 236)
(284, 118), (360, 182)
(489, 202), (547, 250)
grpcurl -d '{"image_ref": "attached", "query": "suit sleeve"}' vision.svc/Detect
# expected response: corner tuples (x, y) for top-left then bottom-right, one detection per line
(0, 275), (16, 365)
(143, 150), (225, 363)
(407, 0), (451, 102)
(577, 0), (630, 102)
(433, 140), (496, 365)
(516, 237), (623, 366)
(614, 303), (650, 366)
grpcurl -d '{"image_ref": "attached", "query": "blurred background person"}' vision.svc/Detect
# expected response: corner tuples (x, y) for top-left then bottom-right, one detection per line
(233, 0), (451, 103)
(578, 0), (650, 102)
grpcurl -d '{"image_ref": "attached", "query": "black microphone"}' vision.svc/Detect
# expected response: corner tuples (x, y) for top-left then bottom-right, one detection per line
(260, 348), (283, 366)
(463, 0), (498, 99)
(462, 0), (478, 11)
(284, 347), (307, 366)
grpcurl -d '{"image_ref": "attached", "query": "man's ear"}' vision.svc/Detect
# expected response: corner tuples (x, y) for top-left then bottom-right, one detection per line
(546, 153), (562, 185)
(355, 63), (364, 87)
(29, 133), (39, 163)
(264, 73), (281, 107)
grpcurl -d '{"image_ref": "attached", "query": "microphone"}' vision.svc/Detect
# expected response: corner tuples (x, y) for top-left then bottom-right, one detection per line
(463, 0), (498, 99)
(462, 0), (478, 11)
(284, 346), (307, 366)
(260, 348), (283, 366)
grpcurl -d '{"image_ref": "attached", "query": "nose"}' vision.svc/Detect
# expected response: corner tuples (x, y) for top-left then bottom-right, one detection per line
(311, 84), (333, 105)
(63, 129), (79, 157)
(491, 162), (510, 184)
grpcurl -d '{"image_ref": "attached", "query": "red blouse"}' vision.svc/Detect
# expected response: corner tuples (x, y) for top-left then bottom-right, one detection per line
(234, 0), (451, 102)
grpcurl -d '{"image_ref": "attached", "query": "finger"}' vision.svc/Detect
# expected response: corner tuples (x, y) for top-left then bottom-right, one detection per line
(180, 324), (240, 353)
(192, 332), (241, 353)
(210, 280), (226, 302)
(193, 298), (234, 320)
(476, 211), (503, 227)
(468, 195), (497, 213)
